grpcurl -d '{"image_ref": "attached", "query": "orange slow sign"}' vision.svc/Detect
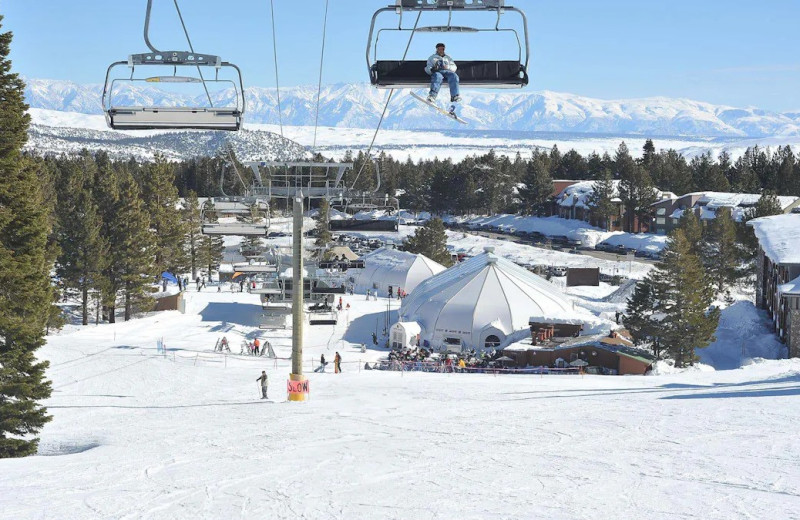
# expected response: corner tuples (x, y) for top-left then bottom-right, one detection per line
(287, 379), (309, 394)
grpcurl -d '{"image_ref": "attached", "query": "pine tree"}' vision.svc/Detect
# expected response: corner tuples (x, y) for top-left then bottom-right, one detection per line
(140, 154), (188, 276)
(113, 171), (156, 320)
(625, 281), (663, 359)
(402, 217), (453, 267)
(616, 142), (658, 232)
(314, 198), (332, 258)
(517, 156), (554, 216)
(650, 230), (719, 367)
(586, 171), (616, 230)
(55, 154), (107, 325)
(197, 235), (225, 281)
(0, 18), (55, 457)
(182, 190), (202, 278)
(677, 209), (704, 256)
(703, 207), (740, 295)
(738, 190), (785, 274)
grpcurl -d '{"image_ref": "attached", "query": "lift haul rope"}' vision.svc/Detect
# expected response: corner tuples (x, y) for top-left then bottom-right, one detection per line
(350, 10), (422, 191)
(172, 0), (214, 107)
(312, 0), (330, 152)
(270, 0), (284, 138)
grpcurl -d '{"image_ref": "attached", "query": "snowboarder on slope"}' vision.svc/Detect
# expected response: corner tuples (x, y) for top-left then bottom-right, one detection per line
(425, 43), (460, 103)
(314, 354), (327, 373)
(256, 370), (268, 399)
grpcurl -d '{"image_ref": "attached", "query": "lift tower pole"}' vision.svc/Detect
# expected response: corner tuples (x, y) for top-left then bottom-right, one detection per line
(289, 193), (306, 400)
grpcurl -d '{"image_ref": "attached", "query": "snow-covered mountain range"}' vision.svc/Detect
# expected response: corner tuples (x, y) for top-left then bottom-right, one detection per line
(25, 78), (800, 138)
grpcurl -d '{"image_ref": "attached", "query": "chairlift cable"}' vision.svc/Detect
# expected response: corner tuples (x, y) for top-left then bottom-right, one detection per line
(350, 10), (421, 191)
(269, 0), (284, 138)
(172, 0), (214, 107)
(312, 0), (330, 152)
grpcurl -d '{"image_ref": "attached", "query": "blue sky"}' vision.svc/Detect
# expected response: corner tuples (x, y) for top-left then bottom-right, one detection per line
(3, 0), (800, 111)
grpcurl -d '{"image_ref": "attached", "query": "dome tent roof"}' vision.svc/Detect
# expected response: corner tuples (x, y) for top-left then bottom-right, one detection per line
(399, 247), (581, 351)
(352, 247), (446, 295)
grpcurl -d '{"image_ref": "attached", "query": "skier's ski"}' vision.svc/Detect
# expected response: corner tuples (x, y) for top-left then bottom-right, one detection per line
(410, 92), (468, 125)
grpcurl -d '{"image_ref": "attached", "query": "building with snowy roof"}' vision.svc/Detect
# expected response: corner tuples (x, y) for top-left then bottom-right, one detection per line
(396, 247), (597, 352)
(351, 247), (445, 297)
(748, 213), (800, 357)
(554, 180), (674, 232)
(651, 192), (800, 235)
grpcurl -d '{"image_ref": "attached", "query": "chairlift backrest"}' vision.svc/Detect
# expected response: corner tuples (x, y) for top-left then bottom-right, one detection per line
(367, 1), (529, 89)
(102, 1), (246, 131)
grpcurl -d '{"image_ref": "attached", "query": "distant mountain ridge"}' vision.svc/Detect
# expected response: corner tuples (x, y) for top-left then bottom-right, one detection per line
(24, 78), (800, 138)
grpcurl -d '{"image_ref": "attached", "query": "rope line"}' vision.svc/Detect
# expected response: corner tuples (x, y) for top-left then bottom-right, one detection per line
(312, 0), (330, 152)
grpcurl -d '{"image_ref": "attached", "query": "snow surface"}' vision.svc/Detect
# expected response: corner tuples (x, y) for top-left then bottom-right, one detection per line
(2, 285), (800, 519)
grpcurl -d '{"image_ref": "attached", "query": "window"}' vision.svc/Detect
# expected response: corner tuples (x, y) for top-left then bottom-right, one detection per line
(656, 218), (666, 225)
(484, 335), (501, 349)
(656, 208), (666, 216)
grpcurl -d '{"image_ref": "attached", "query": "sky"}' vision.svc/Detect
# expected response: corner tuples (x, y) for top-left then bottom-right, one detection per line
(2, 0), (799, 112)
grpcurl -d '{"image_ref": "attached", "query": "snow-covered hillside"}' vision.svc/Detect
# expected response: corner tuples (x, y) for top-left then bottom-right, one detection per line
(1, 278), (798, 519)
(26, 108), (800, 163)
(24, 78), (800, 137)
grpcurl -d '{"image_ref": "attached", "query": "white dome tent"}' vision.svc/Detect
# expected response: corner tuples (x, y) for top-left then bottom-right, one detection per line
(399, 247), (589, 352)
(352, 247), (446, 297)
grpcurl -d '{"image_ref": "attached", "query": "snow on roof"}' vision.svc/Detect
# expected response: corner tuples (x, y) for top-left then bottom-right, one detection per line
(779, 274), (800, 296)
(695, 192), (798, 210)
(748, 213), (800, 264)
(555, 180), (622, 210)
(352, 247), (445, 294)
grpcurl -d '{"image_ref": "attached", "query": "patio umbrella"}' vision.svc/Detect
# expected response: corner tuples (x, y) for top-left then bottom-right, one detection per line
(569, 359), (589, 367)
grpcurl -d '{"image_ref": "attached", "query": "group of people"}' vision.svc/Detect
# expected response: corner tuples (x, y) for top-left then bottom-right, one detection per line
(313, 352), (342, 373)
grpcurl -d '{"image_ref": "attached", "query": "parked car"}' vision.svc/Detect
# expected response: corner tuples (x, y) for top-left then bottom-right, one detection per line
(552, 266), (568, 277)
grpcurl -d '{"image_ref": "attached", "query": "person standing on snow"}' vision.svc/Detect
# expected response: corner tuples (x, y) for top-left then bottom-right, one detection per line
(334, 352), (342, 374)
(253, 337), (261, 356)
(425, 43), (460, 103)
(256, 370), (268, 399)
(314, 354), (327, 373)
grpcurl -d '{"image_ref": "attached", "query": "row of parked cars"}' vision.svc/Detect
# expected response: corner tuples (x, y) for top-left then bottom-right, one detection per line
(446, 222), (584, 250)
(593, 242), (662, 260)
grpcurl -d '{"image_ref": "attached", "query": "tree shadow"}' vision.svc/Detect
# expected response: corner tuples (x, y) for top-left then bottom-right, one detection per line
(343, 308), (398, 352)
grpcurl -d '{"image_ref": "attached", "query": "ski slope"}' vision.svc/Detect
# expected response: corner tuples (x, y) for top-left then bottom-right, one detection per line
(1, 285), (799, 519)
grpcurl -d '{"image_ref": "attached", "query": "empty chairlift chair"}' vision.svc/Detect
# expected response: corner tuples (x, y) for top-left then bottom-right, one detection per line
(102, 0), (245, 131)
(367, 0), (530, 89)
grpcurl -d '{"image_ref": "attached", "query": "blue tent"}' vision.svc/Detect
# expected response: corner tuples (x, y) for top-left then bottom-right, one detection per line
(161, 271), (178, 284)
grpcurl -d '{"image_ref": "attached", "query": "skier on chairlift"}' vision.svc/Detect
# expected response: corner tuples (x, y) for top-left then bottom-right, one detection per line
(426, 43), (460, 103)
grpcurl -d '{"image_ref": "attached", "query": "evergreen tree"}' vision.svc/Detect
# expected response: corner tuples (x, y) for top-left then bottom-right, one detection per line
(116, 170), (155, 321)
(704, 207), (741, 295)
(650, 230), (719, 367)
(677, 210), (704, 257)
(197, 234), (225, 281)
(586, 171), (616, 230)
(738, 190), (785, 274)
(625, 281), (664, 359)
(517, 156), (554, 216)
(55, 154), (107, 325)
(616, 142), (657, 232)
(182, 190), (202, 278)
(315, 198), (333, 258)
(140, 155), (187, 276)
(0, 18), (54, 457)
(402, 217), (453, 267)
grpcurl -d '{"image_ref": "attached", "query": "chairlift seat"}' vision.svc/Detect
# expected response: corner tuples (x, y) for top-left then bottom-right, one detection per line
(371, 60), (527, 88)
(107, 106), (243, 131)
(201, 222), (268, 236)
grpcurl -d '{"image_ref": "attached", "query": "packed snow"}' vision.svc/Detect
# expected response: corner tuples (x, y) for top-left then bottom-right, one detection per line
(2, 279), (799, 519)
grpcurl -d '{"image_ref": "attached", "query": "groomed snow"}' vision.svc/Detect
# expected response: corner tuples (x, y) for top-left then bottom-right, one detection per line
(1, 286), (799, 519)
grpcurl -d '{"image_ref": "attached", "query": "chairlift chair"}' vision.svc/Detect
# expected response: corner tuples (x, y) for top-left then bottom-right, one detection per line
(367, 0), (530, 89)
(102, 0), (246, 131)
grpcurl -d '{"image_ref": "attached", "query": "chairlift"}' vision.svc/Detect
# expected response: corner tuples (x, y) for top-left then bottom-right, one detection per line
(367, 0), (530, 89)
(102, 0), (245, 131)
